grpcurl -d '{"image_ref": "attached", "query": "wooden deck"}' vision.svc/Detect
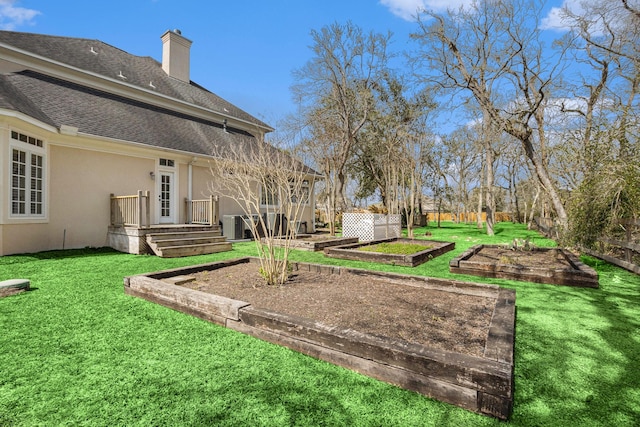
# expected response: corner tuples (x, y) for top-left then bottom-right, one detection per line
(107, 224), (230, 256)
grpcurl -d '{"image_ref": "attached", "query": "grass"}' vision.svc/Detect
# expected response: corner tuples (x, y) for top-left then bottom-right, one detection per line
(1, 221), (639, 426)
(356, 241), (431, 255)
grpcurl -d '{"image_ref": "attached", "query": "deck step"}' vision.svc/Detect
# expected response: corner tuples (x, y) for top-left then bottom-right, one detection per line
(146, 229), (232, 258)
(154, 242), (233, 258)
(149, 236), (227, 247)
(146, 230), (222, 240)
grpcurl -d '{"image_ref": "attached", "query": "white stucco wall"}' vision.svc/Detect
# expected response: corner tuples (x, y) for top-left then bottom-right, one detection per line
(0, 119), (318, 256)
(0, 119), (161, 255)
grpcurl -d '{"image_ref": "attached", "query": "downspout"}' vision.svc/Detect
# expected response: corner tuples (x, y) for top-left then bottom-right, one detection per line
(187, 158), (196, 224)
(311, 177), (317, 233)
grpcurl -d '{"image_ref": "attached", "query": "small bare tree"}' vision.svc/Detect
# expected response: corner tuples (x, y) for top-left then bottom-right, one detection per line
(208, 136), (313, 286)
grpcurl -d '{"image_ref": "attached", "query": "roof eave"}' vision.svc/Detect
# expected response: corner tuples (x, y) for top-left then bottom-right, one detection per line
(0, 41), (274, 135)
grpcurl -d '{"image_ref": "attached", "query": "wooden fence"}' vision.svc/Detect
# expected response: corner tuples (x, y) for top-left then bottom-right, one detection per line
(533, 217), (559, 240)
(585, 218), (640, 274)
(426, 212), (512, 223)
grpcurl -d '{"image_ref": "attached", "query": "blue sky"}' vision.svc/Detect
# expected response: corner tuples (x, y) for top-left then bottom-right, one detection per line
(0, 0), (572, 128)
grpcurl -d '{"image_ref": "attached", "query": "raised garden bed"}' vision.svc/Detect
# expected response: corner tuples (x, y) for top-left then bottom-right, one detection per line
(124, 257), (515, 419)
(265, 234), (359, 251)
(324, 237), (455, 267)
(450, 244), (599, 288)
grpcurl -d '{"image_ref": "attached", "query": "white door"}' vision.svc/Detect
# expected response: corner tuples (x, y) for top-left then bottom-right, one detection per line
(159, 171), (175, 223)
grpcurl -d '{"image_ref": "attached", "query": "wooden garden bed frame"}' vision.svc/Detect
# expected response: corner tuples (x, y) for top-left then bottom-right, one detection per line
(124, 257), (515, 419)
(450, 245), (599, 288)
(266, 235), (359, 251)
(323, 237), (455, 267)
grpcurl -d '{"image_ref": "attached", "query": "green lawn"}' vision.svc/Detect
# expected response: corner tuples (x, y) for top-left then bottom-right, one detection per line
(356, 241), (431, 255)
(1, 222), (639, 426)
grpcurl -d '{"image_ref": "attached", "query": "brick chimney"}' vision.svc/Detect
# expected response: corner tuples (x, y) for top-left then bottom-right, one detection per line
(161, 29), (192, 83)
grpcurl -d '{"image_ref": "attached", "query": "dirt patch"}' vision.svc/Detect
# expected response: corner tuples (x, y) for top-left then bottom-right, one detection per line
(182, 262), (495, 357)
(469, 246), (572, 266)
(267, 235), (359, 251)
(450, 244), (599, 287)
(295, 234), (341, 242)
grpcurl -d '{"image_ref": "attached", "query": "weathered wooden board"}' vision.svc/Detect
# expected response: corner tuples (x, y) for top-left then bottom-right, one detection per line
(226, 319), (481, 413)
(125, 274), (250, 323)
(584, 249), (640, 275)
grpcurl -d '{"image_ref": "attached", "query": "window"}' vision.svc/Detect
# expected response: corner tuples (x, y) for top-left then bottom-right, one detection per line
(11, 130), (43, 148)
(290, 180), (310, 205)
(159, 158), (175, 167)
(260, 183), (280, 206)
(261, 179), (311, 207)
(10, 131), (45, 217)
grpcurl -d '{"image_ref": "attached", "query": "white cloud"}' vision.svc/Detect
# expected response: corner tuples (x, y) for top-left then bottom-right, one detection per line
(540, 0), (584, 32)
(0, 0), (40, 30)
(540, 0), (638, 34)
(380, 0), (474, 21)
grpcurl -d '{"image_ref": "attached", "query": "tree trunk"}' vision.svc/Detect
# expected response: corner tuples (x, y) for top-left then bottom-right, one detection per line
(485, 147), (495, 236)
(477, 161), (484, 229)
(521, 136), (569, 232)
(336, 169), (348, 214)
(512, 175), (522, 223)
(527, 185), (541, 230)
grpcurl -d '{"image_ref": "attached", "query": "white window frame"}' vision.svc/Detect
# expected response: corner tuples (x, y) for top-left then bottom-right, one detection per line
(9, 130), (47, 219)
(260, 181), (280, 207)
(290, 179), (310, 206)
(159, 158), (175, 167)
(260, 179), (311, 208)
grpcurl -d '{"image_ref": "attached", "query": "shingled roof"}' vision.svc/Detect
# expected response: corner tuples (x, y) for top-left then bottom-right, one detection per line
(0, 30), (271, 156)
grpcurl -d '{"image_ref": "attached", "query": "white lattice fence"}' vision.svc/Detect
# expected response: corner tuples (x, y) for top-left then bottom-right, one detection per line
(342, 213), (401, 242)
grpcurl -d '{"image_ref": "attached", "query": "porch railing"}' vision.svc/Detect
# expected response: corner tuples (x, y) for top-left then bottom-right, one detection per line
(110, 190), (150, 227)
(186, 195), (219, 226)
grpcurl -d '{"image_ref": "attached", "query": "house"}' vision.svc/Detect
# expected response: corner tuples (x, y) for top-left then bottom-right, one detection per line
(0, 29), (317, 257)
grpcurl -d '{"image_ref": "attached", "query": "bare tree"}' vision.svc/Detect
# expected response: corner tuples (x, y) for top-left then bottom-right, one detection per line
(410, 0), (571, 233)
(297, 105), (343, 235)
(208, 136), (314, 286)
(441, 126), (482, 225)
(292, 21), (393, 227)
(558, 0), (640, 245)
(499, 137), (528, 223)
(350, 74), (436, 236)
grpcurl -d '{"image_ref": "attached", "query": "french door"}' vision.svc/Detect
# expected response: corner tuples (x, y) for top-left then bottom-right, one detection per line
(158, 171), (175, 223)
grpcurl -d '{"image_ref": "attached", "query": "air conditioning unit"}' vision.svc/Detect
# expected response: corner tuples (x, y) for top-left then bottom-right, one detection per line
(222, 215), (244, 240)
(262, 213), (287, 236)
(241, 214), (261, 239)
(294, 221), (308, 235)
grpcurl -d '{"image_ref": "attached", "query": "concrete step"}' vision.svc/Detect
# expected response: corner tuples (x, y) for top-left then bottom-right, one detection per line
(155, 242), (233, 258)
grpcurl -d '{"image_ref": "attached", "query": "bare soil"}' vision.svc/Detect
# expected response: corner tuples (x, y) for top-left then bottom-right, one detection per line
(470, 246), (571, 267)
(183, 263), (496, 357)
(295, 235), (343, 242)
